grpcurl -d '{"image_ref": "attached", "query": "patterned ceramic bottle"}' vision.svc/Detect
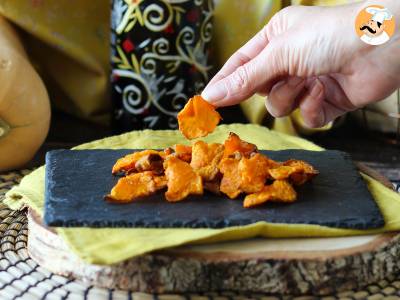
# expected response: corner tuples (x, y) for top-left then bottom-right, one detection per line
(111, 0), (214, 132)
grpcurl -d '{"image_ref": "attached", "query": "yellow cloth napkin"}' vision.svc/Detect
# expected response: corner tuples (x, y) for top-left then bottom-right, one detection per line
(4, 124), (400, 265)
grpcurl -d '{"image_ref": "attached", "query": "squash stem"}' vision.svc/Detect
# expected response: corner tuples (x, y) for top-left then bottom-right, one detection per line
(0, 117), (10, 139)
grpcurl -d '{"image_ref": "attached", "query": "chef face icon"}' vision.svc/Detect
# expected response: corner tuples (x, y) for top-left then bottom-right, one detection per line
(360, 19), (385, 38)
(355, 6), (395, 46)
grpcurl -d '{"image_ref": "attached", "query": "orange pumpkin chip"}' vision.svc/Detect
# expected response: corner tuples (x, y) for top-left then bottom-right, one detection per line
(223, 132), (257, 158)
(286, 160), (319, 185)
(164, 156), (203, 202)
(268, 165), (295, 180)
(269, 159), (319, 185)
(112, 150), (165, 174)
(153, 175), (168, 190)
(239, 153), (275, 194)
(190, 140), (224, 181)
(106, 171), (166, 203)
(173, 144), (192, 162)
(175, 144), (192, 154)
(134, 153), (164, 175)
(219, 157), (242, 199)
(177, 95), (222, 140)
(243, 180), (297, 208)
(108, 131), (318, 207)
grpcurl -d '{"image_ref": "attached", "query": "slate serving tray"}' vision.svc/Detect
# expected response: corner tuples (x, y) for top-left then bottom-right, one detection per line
(44, 149), (384, 229)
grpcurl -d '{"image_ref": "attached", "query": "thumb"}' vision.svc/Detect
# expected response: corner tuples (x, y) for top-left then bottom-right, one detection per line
(202, 38), (285, 107)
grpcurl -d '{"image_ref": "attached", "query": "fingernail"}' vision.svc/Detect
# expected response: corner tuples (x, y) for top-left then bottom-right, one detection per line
(201, 81), (227, 103)
(310, 79), (323, 98)
(287, 77), (304, 88)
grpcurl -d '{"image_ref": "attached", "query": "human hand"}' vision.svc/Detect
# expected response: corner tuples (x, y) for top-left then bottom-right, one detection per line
(202, 1), (400, 127)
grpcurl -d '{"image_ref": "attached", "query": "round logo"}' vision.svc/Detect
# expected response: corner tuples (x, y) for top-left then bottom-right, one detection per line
(355, 5), (395, 45)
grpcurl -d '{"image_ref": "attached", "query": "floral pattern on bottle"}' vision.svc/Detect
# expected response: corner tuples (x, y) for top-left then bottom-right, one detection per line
(111, 0), (214, 131)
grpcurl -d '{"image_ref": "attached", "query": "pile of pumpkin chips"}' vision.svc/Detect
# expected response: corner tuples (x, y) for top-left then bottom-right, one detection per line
(106, 96), (318, 208)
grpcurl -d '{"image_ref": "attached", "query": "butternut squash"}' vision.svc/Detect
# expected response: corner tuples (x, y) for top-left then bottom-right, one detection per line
(0, 16), (50, 171)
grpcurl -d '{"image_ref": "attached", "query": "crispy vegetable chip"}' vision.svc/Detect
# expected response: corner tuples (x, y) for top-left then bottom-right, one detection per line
(164, 156), (203, 202)
(108, 132), (318, 207)
(174, 144), (192, 162)
(223, 132), (257, 158)
(164, 144), (192, 162)
(243, 180), (297, 208)
(177, 95), (222, 140)
(239, 153), (276, 193)
(164, 147), (173, 156)
(268, 165), (295, 180)
(190, 141), (224, 181)
(219, 157), (242, 199)
(112, 150), (165, 174)
(283, 159), (319, 184)
(106, 171), (166, 203)
(153, 175), (168, 190)
(134, 153), (164, 175)
(283, 159), (318, 173)
(269, 159), (319, 185)
(175, 144), (192, 154)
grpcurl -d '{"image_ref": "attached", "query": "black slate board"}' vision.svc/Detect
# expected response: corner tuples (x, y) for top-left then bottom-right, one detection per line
(44, 149), (384, 229)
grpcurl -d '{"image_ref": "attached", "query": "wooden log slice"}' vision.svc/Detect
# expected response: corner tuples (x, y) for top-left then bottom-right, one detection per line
(27, 164), (400, 295)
